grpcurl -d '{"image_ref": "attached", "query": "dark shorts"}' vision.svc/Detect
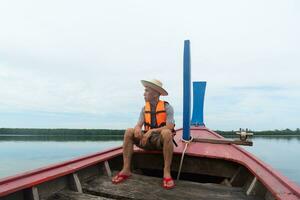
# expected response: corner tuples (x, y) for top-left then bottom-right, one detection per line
(133, 131), (163, 150)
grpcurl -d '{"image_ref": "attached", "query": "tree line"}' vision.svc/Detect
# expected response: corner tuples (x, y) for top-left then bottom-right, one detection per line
(0, 128), (124, 136)
(0, 128), (300, 136)
(215, 128), (300, 136)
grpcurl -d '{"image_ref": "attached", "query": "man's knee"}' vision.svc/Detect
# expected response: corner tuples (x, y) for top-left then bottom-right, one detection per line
(124, 128), (134, 140)
(161, 129), (172, 142)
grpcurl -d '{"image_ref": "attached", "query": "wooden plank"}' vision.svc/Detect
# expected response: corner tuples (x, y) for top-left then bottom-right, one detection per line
(71, 173), (82, 193)
(34, 176), (68, 200)
(221, 178), (231, 187)
(193, 137), (253, 146)
(82, 173), (261, 200)
(230, 167), (242, 184)
(103, 161), (112, 177)
(44, 190), (113, 200)
(247, 177), (257, 196)
(32, 187), (39, 200)
(133, 154), (239, 179)
(265, 191), (276, 200)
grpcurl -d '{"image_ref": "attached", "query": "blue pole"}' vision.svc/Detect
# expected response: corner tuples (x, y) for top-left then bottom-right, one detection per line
(191, 81), (206, 126)
(182, 40), (191, 141)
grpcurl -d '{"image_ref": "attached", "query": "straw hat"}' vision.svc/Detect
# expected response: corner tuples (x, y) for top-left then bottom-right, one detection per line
(141, 79), (168, 96)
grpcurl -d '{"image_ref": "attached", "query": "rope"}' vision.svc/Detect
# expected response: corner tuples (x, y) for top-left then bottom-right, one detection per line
(177, 136), (193, 180)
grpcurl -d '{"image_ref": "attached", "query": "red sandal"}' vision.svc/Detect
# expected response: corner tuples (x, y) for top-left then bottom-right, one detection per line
(162, 177), (175, 189)
(112, 173), (131, 184)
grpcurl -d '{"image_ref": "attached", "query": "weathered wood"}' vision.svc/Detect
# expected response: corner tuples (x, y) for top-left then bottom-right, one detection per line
(45, 190), (113, 200)
(247, 177), (257, 195)
(35, 176), (69, 199)
(230, 166), (242, 184)
(193, 137), (253, 146)
(231, 166), (252, 187)
(77, 164), (102, 183)
(221, 178), (232, 187)
(250, 179), (268, 198)
(104, 161), (112, 177)
(32, 187), (39, 200)
(82, 173), (262, 200)
(70, 173), (82, 193)
(0, 191), (24, 200)
(265, 191), (276, 200)
(133, 154), (239, 179)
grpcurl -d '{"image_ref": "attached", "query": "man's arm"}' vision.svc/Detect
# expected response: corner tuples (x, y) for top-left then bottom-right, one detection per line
(148, 122), (175, 133)
(134, 108), (144, 139)
(140, 123), (174, 146)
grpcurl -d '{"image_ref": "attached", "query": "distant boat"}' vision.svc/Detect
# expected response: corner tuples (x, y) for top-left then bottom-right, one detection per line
(0, 41), (299, 200)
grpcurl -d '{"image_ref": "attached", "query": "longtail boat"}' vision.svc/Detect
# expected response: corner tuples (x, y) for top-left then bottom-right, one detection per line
(1, 41), (299, 200)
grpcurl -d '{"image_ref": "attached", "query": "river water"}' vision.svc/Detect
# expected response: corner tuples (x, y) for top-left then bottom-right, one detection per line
(0, 135), (299, 186)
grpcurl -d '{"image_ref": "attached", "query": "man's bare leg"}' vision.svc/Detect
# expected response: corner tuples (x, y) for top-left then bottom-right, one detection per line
(161, 129), (174, 187)
(112, 128), (134, 182)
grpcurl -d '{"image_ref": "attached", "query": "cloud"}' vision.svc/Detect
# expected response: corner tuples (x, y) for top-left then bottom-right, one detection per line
(0, 0), (299, 129)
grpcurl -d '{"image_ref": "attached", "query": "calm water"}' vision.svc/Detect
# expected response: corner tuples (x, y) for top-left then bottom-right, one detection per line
(0, 135), (299, 186)
(243, 136), (300, 186)
(0, 136), (123, 179)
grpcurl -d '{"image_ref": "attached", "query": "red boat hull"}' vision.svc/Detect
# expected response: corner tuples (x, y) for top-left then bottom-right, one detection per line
(0, 127), (299, 199)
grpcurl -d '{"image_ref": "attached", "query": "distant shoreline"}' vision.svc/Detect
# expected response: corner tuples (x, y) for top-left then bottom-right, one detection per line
(214, 129), (300, 136)
(1, 128), (300, 136)
(0, 128), (124, 136)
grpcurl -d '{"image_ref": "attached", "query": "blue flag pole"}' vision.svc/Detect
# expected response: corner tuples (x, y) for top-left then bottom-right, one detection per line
(182, 40), (191, 141)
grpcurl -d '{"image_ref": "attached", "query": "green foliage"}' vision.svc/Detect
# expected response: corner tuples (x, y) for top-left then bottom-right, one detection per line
(0, 128), (125, 136)
(215, 128), (300, 136)
(1, 128), (299, 137)
(0, 135), (123, 141)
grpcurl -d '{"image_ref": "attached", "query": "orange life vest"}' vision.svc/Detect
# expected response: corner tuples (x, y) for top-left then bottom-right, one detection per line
(144, 100), (167, 131)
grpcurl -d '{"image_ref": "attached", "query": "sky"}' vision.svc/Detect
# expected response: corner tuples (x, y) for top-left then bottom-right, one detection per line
(0, 0), (299, 131)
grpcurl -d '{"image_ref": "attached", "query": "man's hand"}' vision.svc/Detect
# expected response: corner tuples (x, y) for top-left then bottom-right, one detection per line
(134, 127), (142, 139)
(140, 129), (154, 146)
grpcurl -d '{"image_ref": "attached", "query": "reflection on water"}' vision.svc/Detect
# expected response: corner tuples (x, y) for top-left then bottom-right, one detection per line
(242, 136), (300, 186)
(222, 135), (300, 186)
(0, 136), (123, 179)
(225, 135), (300, 140)
(254, 135), (300, 141)
(0, 135), (123, 141)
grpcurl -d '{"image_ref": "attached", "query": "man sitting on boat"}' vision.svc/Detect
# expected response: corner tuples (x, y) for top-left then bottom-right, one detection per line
(112, 79), (176, 189)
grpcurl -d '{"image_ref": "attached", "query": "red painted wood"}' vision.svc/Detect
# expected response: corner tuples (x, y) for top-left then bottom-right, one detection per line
(0, 127), (299, 200)
(0, 147), (123, 197)
(172, 127), (300, 200)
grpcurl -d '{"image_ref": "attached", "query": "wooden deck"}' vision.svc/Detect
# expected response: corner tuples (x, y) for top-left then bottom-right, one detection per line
(45, 190), (114, 200)
(46, 173), (262, 200)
